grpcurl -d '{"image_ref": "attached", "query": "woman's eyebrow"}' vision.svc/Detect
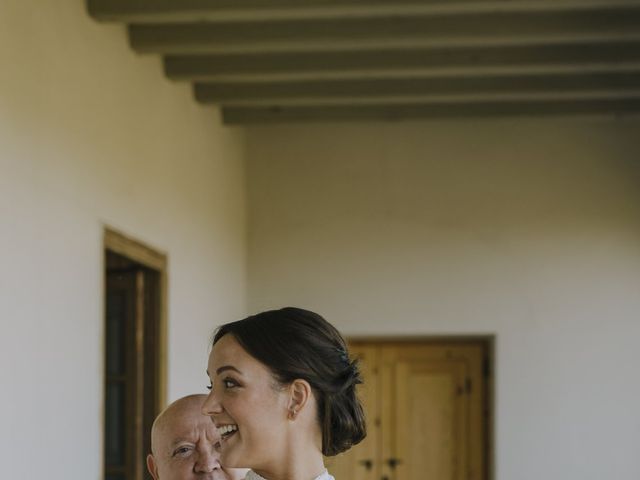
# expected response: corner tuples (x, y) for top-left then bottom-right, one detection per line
(216, 365), (242, 375)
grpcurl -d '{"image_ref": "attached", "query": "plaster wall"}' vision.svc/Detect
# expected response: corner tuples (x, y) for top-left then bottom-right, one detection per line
(246, 118), (640, 480)
(0, 1), (246, 477)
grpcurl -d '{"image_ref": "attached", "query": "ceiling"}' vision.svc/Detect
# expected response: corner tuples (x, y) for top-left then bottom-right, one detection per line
(87, 0), (640, 124)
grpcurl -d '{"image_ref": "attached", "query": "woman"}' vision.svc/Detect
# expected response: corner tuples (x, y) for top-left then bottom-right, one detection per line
(202, 307), (366, 480)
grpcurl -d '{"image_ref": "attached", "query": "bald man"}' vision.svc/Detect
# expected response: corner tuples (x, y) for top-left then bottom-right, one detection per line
(147, 394), (247, 480)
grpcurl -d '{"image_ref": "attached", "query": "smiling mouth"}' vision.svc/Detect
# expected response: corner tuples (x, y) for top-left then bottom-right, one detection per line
(217, 424), (238, 442)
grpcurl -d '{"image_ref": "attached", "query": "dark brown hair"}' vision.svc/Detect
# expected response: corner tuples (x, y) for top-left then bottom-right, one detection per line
(212, 307), (366, 456)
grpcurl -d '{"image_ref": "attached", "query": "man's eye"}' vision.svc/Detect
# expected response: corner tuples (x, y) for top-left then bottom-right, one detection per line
(206, 384), (212, 391)
(173, 446), (192, 457)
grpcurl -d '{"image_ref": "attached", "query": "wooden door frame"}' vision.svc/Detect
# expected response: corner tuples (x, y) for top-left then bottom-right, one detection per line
(346, 335), (495, 480)
(103, 226), (169, 438)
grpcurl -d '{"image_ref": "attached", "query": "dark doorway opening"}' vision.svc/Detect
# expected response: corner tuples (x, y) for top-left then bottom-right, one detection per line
(104, 228), (167, 480)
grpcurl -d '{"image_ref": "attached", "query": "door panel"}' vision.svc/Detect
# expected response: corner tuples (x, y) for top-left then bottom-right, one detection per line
(105, 264), (161, 480)
(383, 343), (485, 480)
(394, 360), (468, 480)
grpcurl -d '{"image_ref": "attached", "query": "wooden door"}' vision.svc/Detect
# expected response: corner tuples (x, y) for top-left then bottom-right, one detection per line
(327, 341), (488, 480)
(381, 343), (486, 480)
(105, 269), (140, 480)
(105, 246), (164, 480)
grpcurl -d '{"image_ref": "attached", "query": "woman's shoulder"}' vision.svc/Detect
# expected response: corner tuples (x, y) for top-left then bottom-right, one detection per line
(244, 471), (263, 480)
(244, 469), (335, 480)
(316, 470), (335, 480)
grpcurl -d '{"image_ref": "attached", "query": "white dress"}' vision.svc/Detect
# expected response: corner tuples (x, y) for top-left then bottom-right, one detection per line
(245, 469), (335, 480)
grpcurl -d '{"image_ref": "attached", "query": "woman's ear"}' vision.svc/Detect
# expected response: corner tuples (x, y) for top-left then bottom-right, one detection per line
(287, 379), (312, 420)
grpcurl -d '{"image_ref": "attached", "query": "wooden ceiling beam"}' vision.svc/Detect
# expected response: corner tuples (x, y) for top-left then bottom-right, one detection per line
(193, 72), (640, 104)
(221, 97), (640, 123)
(129, 7), (640, 54)
(88, 0), (640, 23)
(87, 0), (640, 122)
(164, 41), (640, 81)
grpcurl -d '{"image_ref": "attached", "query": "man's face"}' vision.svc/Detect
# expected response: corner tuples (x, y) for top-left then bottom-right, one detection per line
(147, 397), (238, 480)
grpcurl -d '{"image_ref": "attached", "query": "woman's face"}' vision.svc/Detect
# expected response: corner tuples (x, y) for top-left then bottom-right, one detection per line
(202, 334), (291, 471)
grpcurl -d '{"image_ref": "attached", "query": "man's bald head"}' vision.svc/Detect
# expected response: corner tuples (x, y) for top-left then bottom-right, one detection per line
(147, 394), (245, 480)
(150, 395), (208, 456)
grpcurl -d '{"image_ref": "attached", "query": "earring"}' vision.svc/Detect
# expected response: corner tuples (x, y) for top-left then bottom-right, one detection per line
(289, 407), (298, 420)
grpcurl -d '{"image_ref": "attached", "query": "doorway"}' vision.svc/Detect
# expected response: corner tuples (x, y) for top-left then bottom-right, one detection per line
(326, 338), (493, 480)
(104, 228), (167, 480)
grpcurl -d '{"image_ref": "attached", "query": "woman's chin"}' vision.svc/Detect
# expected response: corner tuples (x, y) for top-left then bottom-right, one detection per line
(220, 445), (241, 468)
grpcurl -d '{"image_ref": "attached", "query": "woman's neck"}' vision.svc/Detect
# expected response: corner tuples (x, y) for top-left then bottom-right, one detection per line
(252, 435), (325, 480)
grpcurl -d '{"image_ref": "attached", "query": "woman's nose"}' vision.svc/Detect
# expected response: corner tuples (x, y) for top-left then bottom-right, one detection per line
(202, 389), (223, 417)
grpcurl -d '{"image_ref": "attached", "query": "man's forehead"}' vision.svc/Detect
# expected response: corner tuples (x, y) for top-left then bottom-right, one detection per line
(152, 396), (215, 452)
(160, 417), (216, 448)
(165, 410), (213, 436)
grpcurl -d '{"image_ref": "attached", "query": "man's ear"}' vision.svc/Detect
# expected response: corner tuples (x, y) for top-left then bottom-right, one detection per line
(287, 379), (312, 419)
(147, 454), (159, 480)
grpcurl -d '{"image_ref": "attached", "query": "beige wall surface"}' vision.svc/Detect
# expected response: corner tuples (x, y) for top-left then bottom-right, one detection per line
(0, 1), (246, 478)
(3, 0), (640, 478)
(245, 118), (640, 480)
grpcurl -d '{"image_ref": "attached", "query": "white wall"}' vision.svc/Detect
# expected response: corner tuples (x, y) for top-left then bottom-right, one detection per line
(0, 1), (246, 478)
(245, 118), (640, 480)
(2, 1), (639, 477)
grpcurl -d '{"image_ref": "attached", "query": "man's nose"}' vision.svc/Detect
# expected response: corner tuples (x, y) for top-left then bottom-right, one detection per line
(194, 445), (221, 473)
(202, 389), (223, 417)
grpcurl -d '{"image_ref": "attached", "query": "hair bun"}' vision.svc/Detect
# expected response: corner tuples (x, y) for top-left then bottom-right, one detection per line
(336, 359), (362, 394)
